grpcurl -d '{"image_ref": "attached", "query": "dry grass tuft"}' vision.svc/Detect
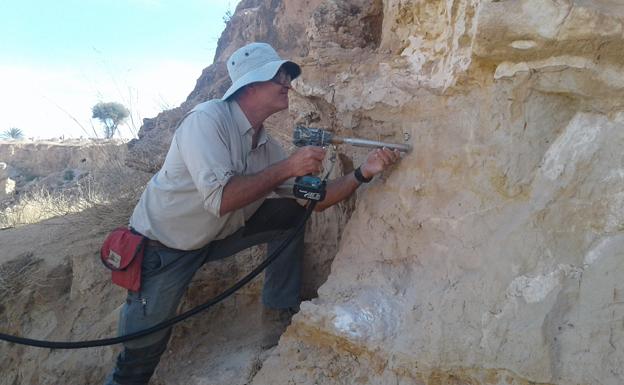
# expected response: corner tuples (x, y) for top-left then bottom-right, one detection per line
(0, 252), (41, 298)
(0, 188), (100, 228)
(0, 148), (152, 230)
(71, 161), (151, 229)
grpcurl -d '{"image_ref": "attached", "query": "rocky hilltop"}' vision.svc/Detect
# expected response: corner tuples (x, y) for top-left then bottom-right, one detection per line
(2, 1), (624, 384)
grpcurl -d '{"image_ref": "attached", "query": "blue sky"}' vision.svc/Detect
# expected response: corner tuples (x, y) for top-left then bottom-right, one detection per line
(0, 0), (240, 139)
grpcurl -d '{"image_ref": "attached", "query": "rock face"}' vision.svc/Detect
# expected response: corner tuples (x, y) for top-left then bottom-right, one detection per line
(3, 1), (624, 384)
(127, 0), (623, 384)
(246, 1), (624, 384)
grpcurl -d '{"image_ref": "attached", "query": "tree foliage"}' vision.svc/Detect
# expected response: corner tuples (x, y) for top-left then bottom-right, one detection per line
(1, 127), (24, 140)
(91, 102), (130, 139)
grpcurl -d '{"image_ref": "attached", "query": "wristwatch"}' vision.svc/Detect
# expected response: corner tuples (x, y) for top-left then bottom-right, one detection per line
(354, 166), (373, 183)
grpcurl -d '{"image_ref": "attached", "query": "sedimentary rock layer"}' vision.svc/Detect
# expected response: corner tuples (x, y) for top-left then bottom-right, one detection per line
(244, 1), (624, 384)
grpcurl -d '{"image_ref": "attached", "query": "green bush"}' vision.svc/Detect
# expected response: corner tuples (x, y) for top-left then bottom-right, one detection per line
(92, 102), (130, 138)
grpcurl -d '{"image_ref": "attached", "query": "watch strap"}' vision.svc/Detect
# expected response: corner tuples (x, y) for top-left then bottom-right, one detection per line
(354, 166), (373, 183)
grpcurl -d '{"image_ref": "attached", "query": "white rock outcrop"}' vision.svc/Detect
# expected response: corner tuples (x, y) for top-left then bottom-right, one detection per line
(0, 162), (15, 199)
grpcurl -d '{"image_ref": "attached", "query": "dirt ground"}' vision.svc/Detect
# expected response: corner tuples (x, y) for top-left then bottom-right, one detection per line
(0, 210), (292, 385)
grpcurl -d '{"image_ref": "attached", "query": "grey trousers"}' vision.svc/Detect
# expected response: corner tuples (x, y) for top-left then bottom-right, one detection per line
(104, 198), (305, 385)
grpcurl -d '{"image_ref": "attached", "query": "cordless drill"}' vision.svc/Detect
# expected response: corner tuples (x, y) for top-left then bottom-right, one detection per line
(292, 126), (412, 201)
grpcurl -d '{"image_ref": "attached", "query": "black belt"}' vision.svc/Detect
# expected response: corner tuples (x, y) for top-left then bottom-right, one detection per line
(129, 227), (171, 249)
(145, 239), (170, 248)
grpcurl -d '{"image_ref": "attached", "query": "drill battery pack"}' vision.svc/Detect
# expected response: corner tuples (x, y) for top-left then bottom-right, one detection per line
(293, 175), (326, 201)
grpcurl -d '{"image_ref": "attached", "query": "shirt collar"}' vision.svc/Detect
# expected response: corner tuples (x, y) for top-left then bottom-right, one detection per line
(230, 99), (252, 135)
(230, 100), (268, 147)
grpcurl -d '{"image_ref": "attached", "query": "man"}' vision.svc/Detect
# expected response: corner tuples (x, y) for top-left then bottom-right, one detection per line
(105, 42), (400, 385)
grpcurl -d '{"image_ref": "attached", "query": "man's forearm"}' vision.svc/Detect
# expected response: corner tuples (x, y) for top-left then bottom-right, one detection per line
(314, 171), (361, 211)
(220, 160), (291, 216)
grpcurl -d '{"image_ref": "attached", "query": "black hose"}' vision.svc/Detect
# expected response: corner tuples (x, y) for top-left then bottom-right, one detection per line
(0, 201), (316, 349)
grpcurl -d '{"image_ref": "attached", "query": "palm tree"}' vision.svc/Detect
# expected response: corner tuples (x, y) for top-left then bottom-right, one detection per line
(1, 127), (24, 140)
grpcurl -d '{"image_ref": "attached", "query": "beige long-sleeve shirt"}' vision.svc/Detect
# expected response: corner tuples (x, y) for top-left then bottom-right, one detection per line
(129, 99), (294, 250)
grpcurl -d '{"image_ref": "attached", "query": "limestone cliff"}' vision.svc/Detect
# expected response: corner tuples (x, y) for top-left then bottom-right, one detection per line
(0, 140), (128, 178)
(130, 0), (624, 384)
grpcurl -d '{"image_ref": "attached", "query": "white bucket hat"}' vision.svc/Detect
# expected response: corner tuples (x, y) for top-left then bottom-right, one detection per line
(221, 42), (301, 100)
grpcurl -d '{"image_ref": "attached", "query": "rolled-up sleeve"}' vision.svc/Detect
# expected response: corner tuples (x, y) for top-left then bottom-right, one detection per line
(175, 111), (235, 217)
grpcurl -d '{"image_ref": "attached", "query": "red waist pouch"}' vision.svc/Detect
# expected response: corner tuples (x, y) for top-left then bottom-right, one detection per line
(100, 227), (146, 292)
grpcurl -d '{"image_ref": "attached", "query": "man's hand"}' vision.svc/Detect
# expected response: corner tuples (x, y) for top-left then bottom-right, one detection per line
(286, 146), (326, 177)
(360, 147), (401, 179)
(220, 146), (325, 216)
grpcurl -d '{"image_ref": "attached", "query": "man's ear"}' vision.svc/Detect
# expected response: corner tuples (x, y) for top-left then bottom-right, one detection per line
(233, 85), (253, 101)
